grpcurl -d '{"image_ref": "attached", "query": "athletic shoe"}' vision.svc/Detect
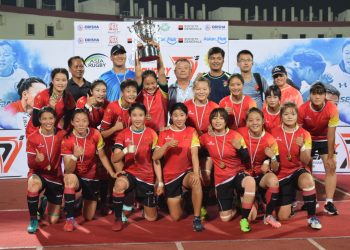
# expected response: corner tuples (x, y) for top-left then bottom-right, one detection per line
(27, 219), (39, 234)
(63, 218), (77, 232)
(240, 218), (251, 233)
(200, 207), (208, 221)
(308, 216), (322, 230)
(122, 204), (133, 212)
(264, 215), (282, 228)
(193, 217), (204, 232)
(37, 196), (48, 220)
(324, 201), (338, 215)
(112, 219), (125, 231)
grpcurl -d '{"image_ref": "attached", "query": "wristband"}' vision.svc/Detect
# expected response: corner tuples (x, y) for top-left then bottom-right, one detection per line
(204, 169), (211, 173)
(84, 104), (92, 112)
(300, 145), (306, 152)
(158, 182), (164, 187)
(122, 147), (128, 155)
(71, 155), (78, 161)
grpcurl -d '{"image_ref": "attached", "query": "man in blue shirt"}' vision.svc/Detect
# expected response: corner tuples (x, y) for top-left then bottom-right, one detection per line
(237, 50), (268, 109)
(203, 47), (231, 104)
(99, 44), (136, 101)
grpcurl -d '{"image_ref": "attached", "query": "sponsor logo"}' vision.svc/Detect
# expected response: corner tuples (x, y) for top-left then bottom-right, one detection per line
(340, 96), (350, 102)
(178, 25), (183, 30)
(108, 23), (119, 33)
(337, 132), (350, 170)
(338, 82), (348, 88)
(166, 37), (177, 45)
(109, 36), (118, 46)
(211, 24), (226, 30)
(0, 136), (24, 174)
(205, 24), (211, 31)
(207, 141), (215, 146)
(181, 25), (202, 31)
(184, 38), (201, 44)
(304, 116), (312, 120)
(160, 23), (171, 32)
(77, 24), (100, 31)
(178, 38), (184, 43)
(84, 53), (109, 68)
(217, 36), (228, 44)
(203, 36), (229, 44)
(127, 38), (133, 43)
(171, 55), (200, 79)
(78, 37), (100, 44)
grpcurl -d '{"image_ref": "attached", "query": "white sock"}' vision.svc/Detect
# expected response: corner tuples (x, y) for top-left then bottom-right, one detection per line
(326, 198), (333, 203)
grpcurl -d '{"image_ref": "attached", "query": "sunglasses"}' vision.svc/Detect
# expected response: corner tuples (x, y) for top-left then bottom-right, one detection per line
(273, 73), (285, 79)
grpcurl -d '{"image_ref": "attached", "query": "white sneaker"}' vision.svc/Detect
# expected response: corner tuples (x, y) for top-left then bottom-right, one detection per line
(308, 216), (322, 230)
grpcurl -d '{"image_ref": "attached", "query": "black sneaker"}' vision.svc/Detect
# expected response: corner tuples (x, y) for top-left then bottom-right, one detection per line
(324, 201), (338, 215)
(193, 217), (204, 232)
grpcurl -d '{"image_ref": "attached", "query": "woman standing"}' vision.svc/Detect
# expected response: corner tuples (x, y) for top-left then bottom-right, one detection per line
(200, 108), (255, 233)
(273, 102), (321, 229)
(153, 103), (204, 232)
(219, 74), (256, 130)
(237, 108), (281, 228)
(61, 109), (116, 232)
(111, 103), (162, 231)
(27, 68), (75, 136)
(26, 107), (65, 233)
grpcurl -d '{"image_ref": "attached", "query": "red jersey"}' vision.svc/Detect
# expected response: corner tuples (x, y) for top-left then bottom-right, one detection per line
(136, 87), (168, 133)
(115, 127), (158, 184)
(61, 128), (105, 180)
(262, 106), (281, 133)
(185, 99), (219, 135)
(101, 99), (130, 132)
(26, 129), (65, 183)
(237, 127), (279, 177)
(4, 100), (25, 114)
(26, 89), (75, 136)
(76, 96), (110, 128)
(280, 85), (303, 108)
(271, 126), (312, 180)
(298, 101), (339, 141)
(157, 126), (200, 184)
(200, 129), (247, 186)
(219, 95), (256, 129)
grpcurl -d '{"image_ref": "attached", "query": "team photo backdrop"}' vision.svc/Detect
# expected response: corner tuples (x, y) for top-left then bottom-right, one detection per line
(0, 22), (350, 178)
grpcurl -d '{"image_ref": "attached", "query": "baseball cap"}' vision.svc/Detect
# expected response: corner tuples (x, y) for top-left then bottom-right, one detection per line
(271, 65), (287, 76)
(110, 44), (126, 55)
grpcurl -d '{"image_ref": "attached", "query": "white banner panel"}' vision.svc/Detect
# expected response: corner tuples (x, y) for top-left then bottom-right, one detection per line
(74, 21), (229, 84)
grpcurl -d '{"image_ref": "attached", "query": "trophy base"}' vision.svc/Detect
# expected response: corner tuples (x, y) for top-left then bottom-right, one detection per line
(138, 45), (159, 62)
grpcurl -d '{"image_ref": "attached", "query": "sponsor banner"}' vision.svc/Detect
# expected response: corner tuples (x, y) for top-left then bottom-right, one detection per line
(74, 21), (229, 84)
(313, 127), (350, 173)
(0, 130), (27, 178)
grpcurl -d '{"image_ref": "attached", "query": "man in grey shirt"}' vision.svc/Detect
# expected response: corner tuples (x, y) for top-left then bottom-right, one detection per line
(237, 50), (268, 109)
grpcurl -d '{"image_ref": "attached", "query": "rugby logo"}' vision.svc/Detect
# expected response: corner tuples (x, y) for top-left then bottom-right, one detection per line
(0, 136), (24, 174)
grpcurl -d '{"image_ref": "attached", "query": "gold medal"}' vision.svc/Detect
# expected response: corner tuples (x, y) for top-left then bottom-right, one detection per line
(287, 154), (292, 161)
(146, 113), (152, 120)
(198, 130), (203, 136)
(47, 165), (51, 171)
(220, 161), (225, 169)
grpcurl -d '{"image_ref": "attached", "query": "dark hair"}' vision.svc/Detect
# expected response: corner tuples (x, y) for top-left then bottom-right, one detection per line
(89, 80), (107, 96)
(129, 102), (147, 115)
(237, 50), (254, 62)
(16, 77), (46, 98)
(280, 102), (298, 119)
(170, 102), (188, 116)
(325, 84), (340, 98)
(208, 47), (225, 58)
(342, 40), (350, 51)
(246, 107), (264, 121)
(209, 108), (229, 128)
(141, 70), (157, 84)
(292, 50), (326, 72)
(120, 79), (138, 92)
(68, 56), (84, 68)
(310, 81), (326, 95)
(66, 109), (90, 137)
(38, 106), (56, 120)
(265, 85), (281, 99)
(228, 73), (244, 85)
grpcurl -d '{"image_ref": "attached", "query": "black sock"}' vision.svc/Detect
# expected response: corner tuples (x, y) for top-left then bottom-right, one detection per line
(202, 186), (210, 208)
(27, 191), (39, 219)
(64, 188), (76, 219)
(100, 179), (109, 204)
(113, 193), (125, 219)
(303, 193), (316, 217)
(265, 187), (279, 216)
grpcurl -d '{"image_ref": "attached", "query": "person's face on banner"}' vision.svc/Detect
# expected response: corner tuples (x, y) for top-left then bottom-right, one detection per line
(69, 58), (85, 79)
(273, 73), (287, 88)
(343, 44), (350, 71)
(326, 92), (339, 106)
(237, 54), (253, 73)
(208, 53), (224, 72)
(0, 44), (16, 76)
(24, 82), (46, 110)
(175, 61), (191, 81)
(111, 53), (126, 67)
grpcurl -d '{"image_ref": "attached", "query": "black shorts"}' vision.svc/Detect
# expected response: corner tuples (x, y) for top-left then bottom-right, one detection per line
(278, 168), (309, 206)
(37, 175), (63, 205)
(125, 173), (156, 208)
(215, 172), (248, 212)
(77, 177), (100, 201)
(165, 173), (187, 198)
(311, 141), (328, 157)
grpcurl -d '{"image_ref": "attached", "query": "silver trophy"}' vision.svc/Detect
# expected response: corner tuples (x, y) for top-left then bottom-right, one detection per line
(129, 15), (159, 62)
